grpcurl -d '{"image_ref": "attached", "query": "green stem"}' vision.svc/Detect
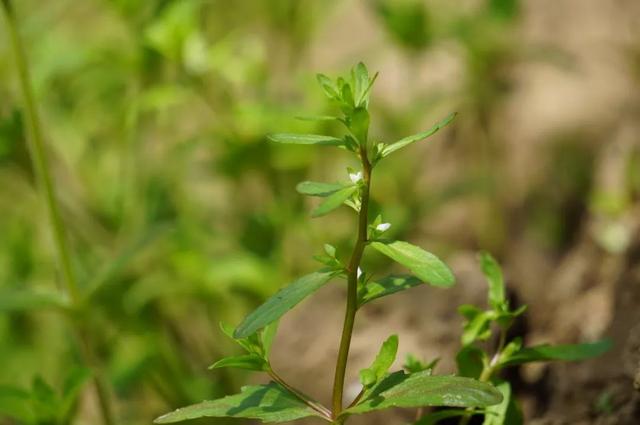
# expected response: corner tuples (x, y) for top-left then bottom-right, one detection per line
(267, 367), (332, 420)
(2, 3), (115, 424)
(331, 147), (372, 420)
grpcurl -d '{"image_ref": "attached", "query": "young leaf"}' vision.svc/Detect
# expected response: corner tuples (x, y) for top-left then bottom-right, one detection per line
(348, 107), (370, 145)
(209, 354), (267, 372)
(261, 321), (279, 358)
(479, 251), (505, 309)
(461, 310), (494, 346)
(500, 340), (612, 367)
(352, 62), (370, 106)
(154, 382), (326, 423)
(456, 346), (486, 379)
(267, 133), (344, 146)
(220, 322), (264, 355)
(380, 112), (456, 157)
(343, 371), (502, 415)
(482, 381), (521, 425)
(234, 271), (336, 338)
(370, 241), (455, 287)
(316, 73), (339, 100)
(358, 274), (423, 306)
(296, 181), (346, 197)
(311, 185), (358, 217)
(359, 335), (399, 387)
(404, 354), (439, 374)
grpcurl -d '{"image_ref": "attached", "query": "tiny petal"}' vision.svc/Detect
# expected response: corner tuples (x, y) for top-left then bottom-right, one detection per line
(376, 222), (391, 232)
(357, 267), (363, 279)
(349, 171), (363, 183)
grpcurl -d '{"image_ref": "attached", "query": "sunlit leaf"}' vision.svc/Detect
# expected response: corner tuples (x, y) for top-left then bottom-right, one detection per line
(234, 271), (336, 338)
(358, 274), (423, 306)
(296, 181), (346, 197)
(360, 335), (398, 387)
(344, 371), (502, 415)
(370, 241), (455, 287)
(209, 354), (267, 371)
(381, 113), (456, 157)
(268, 133), (344, 146)
(154, 383), (325, 423)
(311, 185), (358, 217)
(500, 340), (612, 367)
(479, 251), (505, 310)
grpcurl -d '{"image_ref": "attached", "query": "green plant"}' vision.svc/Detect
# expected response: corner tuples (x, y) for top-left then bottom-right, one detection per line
(411, 252), (611, 425)
(154, 63), (503, 424)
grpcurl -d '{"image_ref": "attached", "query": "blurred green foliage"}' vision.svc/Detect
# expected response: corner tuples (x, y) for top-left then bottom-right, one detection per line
(1, 0), (638, 423)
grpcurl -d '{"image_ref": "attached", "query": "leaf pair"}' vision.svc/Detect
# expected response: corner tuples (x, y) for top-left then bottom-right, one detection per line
(296, 181), (359, 218)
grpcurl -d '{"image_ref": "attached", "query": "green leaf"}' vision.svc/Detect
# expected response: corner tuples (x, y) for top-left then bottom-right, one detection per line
(348, 107), (370, 145)
(352, 62), (370, 106)
(500, 340), (612, 367)
(220, 322), (264, 355)
(154, 382), (325, 423)
(296, 181), (346, 197)
(381, 112), (456, 157)
(456, 346), (486, 379)
(311, 185), (358, 217)
(403, 354), (438, 374)
(234, 271), (336, 338)
(0, 288), (68, 313)
(482, 381), (519, 425)
(316, 73), (339, 100)
(209, 354), (267, 371)
(268, 133), (344, 146)
(360, 335), (399, 387)
(370, 241), (455, 287)
(295, 115), (339, 122)
(479, 251), (505, 310)
(59, 367), (92, 423)
(344, 371), (502, 415)
(461, 310), (494, 346)
(261, 321), (279, 358)
(0, 386), (33, 423)
(358, 274), (423, 306)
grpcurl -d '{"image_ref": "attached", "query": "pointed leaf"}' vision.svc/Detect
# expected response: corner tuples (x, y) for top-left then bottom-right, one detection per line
(268, 133), (344, 146)
(344, 371), (502, 415)
(381, 113), (456, 157)
(479, 252), (505, 309)
(234, 271), (336, 338)
(370, 241), (455, 287)
(358, 274), (423, 306)
(500, 340), (612, 367)
(296, 181), (346, 197)
(262, 321), (279, 358)
(154, 383), (325, 423)
(311, 185), (358, 217)
(461, 310), (494, 346)
(352, 62), (370, 106)
(209, 354), (267, 371)
(482, 381), (520, 425)
(456, 346), (486, 379)
(316, 74), (339, 100)
(360, 335), (399, 387)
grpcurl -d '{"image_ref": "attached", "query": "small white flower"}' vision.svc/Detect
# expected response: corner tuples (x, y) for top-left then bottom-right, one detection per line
(357, 267), (363, 279)
(349, 171), (363, 184)
(376, 222), (391, 232)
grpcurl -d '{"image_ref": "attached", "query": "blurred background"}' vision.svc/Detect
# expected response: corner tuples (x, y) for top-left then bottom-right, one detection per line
(1, 0), (639, 424)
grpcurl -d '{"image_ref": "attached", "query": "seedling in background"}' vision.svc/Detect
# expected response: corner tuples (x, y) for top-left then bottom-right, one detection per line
(411, 252), (611, 425)
(154, 63), (502, 424)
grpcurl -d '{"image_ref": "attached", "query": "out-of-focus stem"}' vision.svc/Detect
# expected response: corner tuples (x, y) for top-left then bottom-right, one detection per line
(1, 3), (115, 424)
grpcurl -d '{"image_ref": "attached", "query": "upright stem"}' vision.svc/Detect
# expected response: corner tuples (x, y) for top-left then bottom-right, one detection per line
(2, 3), (115, 424)
(331, 147), (372, 420)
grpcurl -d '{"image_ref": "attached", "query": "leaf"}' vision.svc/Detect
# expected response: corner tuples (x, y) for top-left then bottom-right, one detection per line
(316, 73), (339, 99)
(295, 115), (339, 122)
(234, 271), (336, 338)
(296, 181), (346, 197)
(154, 382), (325, 423)
(352, 62), (370, 106)
(220, 322), (264, 355)
(381, 112), (456, 157)
(0, 288), (68, 313)
(500, 340), (612, 367)
(348, 107), (370, 145)
(461, 310), (494, 346)
(358, 274), (423, 306)
(267, 133), (344, 146)
(261, 321), (279, 358)
(360, 335), (399, 387)
(479, 251), (505, 310)
(0, 386), (33, 423)
(344, 371), (502, 415)
(311, 185), (358, 217)
(59, 367), (92, 422)
(456, 346), (486, 379)
(482, 381), (514, 425)
(209, 354), (267, 371)
(370, 241), (455, 287)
